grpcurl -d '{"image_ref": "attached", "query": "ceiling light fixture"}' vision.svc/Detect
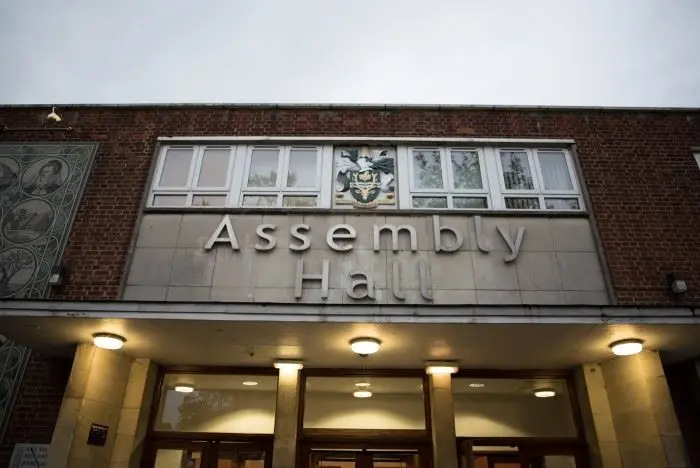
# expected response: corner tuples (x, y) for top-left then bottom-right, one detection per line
(353, 390), (373, 398)
(350, 337), (381, 356)
(273, 360), (304, 370)
(609, 339), (644, 356)
(242, 381), (259, 386)
(468, 383), (486, 388)
(533, 388), (556, 398)
(92, 333), (126, 350)
(174, 384), (195, 393)
(425, 361), (459, 375)
(355, 382), (371, 388)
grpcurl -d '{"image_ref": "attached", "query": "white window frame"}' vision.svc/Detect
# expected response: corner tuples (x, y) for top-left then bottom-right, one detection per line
(148, 140), (584, 212)
(405, 147), (490, 209)
(495, 147), (582, 211)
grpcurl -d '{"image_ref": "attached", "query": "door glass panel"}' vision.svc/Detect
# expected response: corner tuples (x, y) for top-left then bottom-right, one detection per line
(216, 444), (266, 468)
(309, 451), (358, 467)
(154, 448), (202, 468)
(542, 455), (577, 468)
(372, 452), (420, 467)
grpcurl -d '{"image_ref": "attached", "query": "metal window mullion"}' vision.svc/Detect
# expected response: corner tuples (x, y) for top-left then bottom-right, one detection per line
(319, 145), (332, 208)
(185, 146), (202, 190)
(279, 146), (291, 190)
(484, 147), (505, 210)
(396, 146), (411, 209)
(229, 144), (248, 207)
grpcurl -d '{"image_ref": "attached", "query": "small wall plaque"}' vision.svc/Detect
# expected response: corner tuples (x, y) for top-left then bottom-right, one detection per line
(87, 423), (109, 446)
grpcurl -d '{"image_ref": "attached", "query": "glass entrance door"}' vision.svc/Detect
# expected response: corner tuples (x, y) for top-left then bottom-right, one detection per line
(146, 441), (269, 468)
(307, 449), (425, 468)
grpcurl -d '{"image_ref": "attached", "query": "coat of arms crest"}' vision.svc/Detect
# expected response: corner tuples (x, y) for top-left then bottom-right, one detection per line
(335, 147), (396, 208)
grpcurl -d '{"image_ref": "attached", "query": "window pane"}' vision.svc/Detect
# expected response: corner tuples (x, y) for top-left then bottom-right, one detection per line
(159, 148), (193, 186)
(154, 449), (202, 468)
(500, 151), (534, 190)
(412, 196), (448, 208)
(242, 195), (278, 207)
(247, 148), (280, 188)
(412, 150), (444, 189)
(197, 148), (230, 187)
(451, 150), (483, 189)
(505, 197), (540, 210)
(154, 374), (277, 433)
(304, 377), (425, 430)
(283, 196), (317, 207)
(453, 197), (488, 209)
(545, 198), (580, 210)
(538, 151), (573, 190)
(453, 378), (577, 437)
(192, 194), (227, 207)
(152, 194), (187, 207)
(287, 148), (318, 188)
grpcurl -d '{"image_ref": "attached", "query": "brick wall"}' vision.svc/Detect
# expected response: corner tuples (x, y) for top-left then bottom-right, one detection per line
(0, 353), (72, 467)
(0, 105), (698, 304)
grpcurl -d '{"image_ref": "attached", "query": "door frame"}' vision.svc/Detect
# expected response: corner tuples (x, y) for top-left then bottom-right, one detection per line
(300, 438), (433, 468)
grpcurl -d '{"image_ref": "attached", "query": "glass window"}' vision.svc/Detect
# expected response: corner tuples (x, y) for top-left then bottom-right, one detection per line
(451, 150), (483, 190)
(159, 148), (194, 187)
(196, 147), (230, 187)
(452, 378), (577, 438)
(147, 142), (583, 211)
(304, 377), (426, 430)
(247, 148), (280, 188)
(537, 151), (573, 191)
(154, 374), (277, 434)
(412, 150), (444, 189)
(500, 151), (535, 190)
(286, 148), (318, 188)
(407, 147), (489, 209)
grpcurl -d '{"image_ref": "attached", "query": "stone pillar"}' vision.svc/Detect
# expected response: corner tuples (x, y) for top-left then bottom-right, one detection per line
(428, 373), (459, 468)
(575, 364), (623, 468)
(577, 351), (689, 468)
(47, 343), (133, 468)
(110, 358), (158, 468)
(271, 365), (302, 468)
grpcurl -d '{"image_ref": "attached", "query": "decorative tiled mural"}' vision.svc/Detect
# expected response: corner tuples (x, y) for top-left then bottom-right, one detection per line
(0, 143), (97, 445)
(0, 143), (98, 298)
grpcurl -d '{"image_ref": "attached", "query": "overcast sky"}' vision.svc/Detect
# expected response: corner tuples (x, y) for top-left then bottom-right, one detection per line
(1, 0), (698, 107)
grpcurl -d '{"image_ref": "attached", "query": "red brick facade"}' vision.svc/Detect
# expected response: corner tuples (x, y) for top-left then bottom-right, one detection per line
(1, 104), (698, 305)
(0, 353), (72, 467)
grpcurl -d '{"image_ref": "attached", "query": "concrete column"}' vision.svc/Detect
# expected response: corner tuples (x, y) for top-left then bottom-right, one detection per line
(271, 366), (302, 468)
(47, 343), (133, 468)
(578, 351), (690, 468)
(109, 358), (158, 468)
(428, 373), (459, 468)
(575, 364), (623, 468)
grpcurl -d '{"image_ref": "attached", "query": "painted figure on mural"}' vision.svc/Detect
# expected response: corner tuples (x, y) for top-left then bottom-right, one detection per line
(21, 159), (66, 196)
(0, 248), (36, 297)
(2, 200), (55, 244)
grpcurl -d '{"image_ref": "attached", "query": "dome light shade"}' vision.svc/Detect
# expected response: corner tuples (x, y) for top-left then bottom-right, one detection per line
(92, 333), (126, 350)
(174, 384), (195, 393)
(353, 390), (373, 398)
(242, 381), (259, 386)
(355, 382), (371, 388)
(533, 388), (556, 398)
(610, 339), (644, 356)
(350, 337), (381, 356)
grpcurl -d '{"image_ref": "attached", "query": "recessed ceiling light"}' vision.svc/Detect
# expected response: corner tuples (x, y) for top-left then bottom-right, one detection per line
(350, 337), (381, 356)
(468, 383), (485, 388)
(174, 384), (195, 393)
(242, 381), (259, 386)
(533, 388), (556, 398)
(355, 382), (371, 388)
(353, 390), (373, 398)
(92, 333), (126, 350)
(609, 339), (644, 356)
